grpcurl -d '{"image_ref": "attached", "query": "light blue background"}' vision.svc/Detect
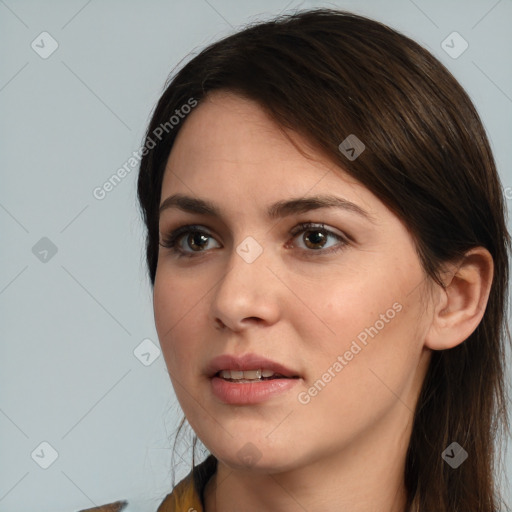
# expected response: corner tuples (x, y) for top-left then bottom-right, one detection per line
(1, 1), (511, 511)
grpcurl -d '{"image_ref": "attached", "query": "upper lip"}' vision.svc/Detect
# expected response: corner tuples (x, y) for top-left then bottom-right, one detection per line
(206, 353), (300, 378)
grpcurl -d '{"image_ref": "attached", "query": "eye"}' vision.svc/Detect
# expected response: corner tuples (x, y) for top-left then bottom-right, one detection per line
(159, 225), (220, 258)
(159, 222), (349, 259)
(288, 222), (348, 256)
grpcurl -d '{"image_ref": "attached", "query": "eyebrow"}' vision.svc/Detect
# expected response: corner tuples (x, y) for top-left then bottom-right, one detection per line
(159, 193), (376, 223)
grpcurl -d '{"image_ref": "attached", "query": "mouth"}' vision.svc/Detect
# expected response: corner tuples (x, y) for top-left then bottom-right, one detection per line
(206, 353), (300, 380)
(206, 353), (301, 404)
(215, 368), (300, 383)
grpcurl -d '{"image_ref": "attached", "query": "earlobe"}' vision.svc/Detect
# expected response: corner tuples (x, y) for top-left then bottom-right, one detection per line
(424, 247), (494, 351)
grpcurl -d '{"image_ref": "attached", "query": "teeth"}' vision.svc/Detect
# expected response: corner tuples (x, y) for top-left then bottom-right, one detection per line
(219, 369), (281, 380)
(242, 369), (261, 379)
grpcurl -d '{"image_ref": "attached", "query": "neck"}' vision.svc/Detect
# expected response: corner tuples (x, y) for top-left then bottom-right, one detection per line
(203, 404), (412, 512)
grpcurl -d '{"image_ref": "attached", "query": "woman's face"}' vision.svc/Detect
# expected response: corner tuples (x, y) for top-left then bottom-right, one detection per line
(153, 91), (434, 472)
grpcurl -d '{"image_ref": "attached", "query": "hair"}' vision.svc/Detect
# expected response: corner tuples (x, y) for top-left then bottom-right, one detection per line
(137, 8), (511, 511)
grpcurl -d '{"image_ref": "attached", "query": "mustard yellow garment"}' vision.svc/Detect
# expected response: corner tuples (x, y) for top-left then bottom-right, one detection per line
(157, 455), (216, 511)
(79, 455), (217, 512)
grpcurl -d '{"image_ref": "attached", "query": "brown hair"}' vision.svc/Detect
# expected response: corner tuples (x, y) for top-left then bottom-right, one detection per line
(137, 8), (511, 511)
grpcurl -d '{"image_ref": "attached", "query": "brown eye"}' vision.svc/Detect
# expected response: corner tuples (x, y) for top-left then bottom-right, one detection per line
(289, 222), (349, 256)
(186, 232), (210, 251)
(159, 225), (221, 258)
(302, 229), (328, 250)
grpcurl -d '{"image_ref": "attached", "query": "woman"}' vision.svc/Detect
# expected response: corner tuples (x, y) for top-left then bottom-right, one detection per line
(85, 7), (511, 512)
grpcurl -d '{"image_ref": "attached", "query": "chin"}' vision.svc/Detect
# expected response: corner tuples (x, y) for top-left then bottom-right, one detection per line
(208, 439), (304, 474)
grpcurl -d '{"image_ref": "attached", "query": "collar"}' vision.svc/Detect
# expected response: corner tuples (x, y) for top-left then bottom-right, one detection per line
(157, 454), (218, 512)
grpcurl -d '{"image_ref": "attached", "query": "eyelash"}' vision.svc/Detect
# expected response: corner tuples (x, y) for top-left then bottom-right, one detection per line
(159, 222), (349, 259)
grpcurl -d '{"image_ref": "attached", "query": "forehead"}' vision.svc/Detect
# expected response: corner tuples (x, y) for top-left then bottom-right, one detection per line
(162, 91), (364, 196)
(156, 93), (414, 243)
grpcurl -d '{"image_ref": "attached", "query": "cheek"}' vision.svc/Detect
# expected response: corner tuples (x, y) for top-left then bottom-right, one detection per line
(153, 271), (203, 371)
(318, 272), (395, 342)
(321, 255), (424, 348)
(308, 270), (423, 392)
(153, 263), (199, 330)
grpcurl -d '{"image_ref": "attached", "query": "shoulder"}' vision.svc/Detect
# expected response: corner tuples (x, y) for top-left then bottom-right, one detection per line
(157, 455), (217, 512)
(77, 455), (217, 512)
(77, 501), (128, 512)
(156, 471), (196, 512)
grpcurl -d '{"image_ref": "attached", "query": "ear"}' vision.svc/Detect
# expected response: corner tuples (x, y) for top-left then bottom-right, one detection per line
(424, 247), (494, 351)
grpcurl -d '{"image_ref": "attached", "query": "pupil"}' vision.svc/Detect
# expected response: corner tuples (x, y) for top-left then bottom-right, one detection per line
(305, 230), (326, 249)
(189, 232), (208, 250)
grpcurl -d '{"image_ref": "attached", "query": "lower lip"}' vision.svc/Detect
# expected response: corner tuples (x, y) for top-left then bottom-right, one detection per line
(210, 376), (300, 404)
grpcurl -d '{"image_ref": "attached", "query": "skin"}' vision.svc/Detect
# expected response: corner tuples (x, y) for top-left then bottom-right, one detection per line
(153, 91), (493, 512)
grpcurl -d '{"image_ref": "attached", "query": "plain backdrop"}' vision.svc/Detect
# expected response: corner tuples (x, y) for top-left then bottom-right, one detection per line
(1, 0), (511, 511)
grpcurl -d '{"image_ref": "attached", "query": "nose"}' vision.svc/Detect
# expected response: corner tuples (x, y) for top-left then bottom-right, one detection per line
(209, 242), (282, 332)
